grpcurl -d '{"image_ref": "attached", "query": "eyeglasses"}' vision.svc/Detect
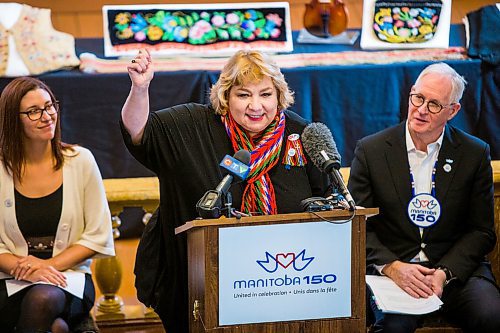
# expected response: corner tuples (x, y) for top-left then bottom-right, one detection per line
(409, 94), (455, 114)
(19, 101), (59, 121)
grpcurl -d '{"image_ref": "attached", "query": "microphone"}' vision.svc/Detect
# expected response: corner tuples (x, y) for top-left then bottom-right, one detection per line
(300, 197), (335, 212)
(196, 150), (251, 218)
(301, 122), (356, 211)
(215, 150), (251, 195)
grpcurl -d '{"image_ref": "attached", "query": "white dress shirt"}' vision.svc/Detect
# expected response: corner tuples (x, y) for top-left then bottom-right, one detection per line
(376, 121), (445, 273)
(405, 120), (444, 262)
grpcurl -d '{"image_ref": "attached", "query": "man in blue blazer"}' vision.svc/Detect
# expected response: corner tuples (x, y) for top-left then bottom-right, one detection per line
(348, 63), (500, 332)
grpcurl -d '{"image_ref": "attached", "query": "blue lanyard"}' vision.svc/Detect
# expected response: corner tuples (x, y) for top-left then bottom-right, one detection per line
(409, 160), (437, 197)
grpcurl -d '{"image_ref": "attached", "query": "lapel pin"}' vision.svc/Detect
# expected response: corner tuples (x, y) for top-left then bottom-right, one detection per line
(443, 164), (452, 173)
(283, 133), (306, 169)
(445, 159), (453, 164)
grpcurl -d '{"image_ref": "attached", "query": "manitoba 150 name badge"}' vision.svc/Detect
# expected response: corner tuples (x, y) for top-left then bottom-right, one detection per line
(407, 193), (441, 228)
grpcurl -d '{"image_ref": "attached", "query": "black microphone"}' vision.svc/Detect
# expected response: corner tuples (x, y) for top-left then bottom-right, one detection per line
(301, 122), (356, 211)
(196, 150), (251, 218)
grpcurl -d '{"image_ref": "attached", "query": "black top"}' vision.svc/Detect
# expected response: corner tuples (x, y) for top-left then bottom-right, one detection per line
(121, 103), (329, 332)
(15, 185), (62, 259)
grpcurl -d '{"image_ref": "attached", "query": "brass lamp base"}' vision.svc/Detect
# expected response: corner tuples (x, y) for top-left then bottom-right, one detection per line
(94, 295), (125, 320)
(97, 295), (124, 313)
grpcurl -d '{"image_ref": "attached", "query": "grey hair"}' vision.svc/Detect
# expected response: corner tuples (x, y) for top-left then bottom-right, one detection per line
(415, 63), (467, 103)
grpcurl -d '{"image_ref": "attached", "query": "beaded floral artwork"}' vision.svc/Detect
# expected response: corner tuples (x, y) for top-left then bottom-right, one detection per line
(373, 0), (443, 43)
(102, 3), (292, 57)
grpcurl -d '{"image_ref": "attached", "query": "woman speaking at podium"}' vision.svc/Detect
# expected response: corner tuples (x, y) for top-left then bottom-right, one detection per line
(121, 49), (330, 332)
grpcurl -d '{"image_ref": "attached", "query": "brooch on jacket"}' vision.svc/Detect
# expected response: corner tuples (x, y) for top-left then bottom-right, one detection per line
(282, 133), (307, 169)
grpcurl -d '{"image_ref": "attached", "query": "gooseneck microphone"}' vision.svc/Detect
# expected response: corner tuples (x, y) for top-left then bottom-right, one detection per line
(196, 149), (251, 218)
(301, 122), (356, 211)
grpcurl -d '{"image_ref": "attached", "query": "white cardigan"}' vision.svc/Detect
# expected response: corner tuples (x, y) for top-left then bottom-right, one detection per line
(0, 146), (115, 278)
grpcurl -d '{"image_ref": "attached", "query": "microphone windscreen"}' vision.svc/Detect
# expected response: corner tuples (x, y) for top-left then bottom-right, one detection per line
(301, 122), (341, 170)
(234, 149), (251, 166)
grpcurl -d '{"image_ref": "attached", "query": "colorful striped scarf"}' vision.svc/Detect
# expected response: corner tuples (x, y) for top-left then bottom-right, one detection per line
(222, 111), (285, 215)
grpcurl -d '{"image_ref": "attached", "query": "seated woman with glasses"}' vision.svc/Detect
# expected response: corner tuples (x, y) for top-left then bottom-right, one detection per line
(0, 77), (115, 333)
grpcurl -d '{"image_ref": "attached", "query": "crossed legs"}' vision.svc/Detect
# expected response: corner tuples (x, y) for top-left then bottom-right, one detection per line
(16, 285), (68, 333)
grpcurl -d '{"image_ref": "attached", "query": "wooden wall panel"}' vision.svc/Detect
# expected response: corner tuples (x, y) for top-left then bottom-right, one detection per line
(78, 13), (105, 38)
(14, 0), (497, 38)
(51, 13), (78, 37)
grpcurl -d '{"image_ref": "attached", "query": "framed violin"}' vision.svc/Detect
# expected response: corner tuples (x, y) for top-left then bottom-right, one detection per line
(303, 0), (349, 38)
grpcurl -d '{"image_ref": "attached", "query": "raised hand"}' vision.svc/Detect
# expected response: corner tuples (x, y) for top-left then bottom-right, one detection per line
(122, 48), (154, 143)
(127, 48), (154, 88)
(382, 260), (435, 298)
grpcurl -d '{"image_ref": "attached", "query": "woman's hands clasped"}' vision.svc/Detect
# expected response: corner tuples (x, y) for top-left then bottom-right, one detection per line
(127, 48), (154, 88)
(11, 255), (67, 287)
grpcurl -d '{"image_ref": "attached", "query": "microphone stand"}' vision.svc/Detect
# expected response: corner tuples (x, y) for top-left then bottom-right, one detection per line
(224, 191), (233, 218)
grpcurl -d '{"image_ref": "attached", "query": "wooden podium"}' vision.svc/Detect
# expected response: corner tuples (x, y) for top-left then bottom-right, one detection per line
(175, 208), (378, 333)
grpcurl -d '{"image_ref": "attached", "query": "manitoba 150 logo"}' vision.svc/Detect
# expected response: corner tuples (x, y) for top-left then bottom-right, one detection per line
(256, 249), (314, 273)
(407, 193), (441, 228)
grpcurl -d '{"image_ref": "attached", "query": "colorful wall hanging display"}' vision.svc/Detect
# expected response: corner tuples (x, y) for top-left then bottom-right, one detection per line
(102, 2), (293, 57)
(360, 0), (451, 50)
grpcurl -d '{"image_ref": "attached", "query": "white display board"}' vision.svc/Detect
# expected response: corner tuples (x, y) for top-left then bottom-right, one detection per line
(219, 221), (351, 325)
(360, 0), (451, 50)
(102, 2), (293, 57)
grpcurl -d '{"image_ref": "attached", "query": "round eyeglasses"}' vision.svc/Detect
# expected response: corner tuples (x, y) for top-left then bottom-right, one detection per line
(19, 101), (59, 121)
(409, 94), (455, 114)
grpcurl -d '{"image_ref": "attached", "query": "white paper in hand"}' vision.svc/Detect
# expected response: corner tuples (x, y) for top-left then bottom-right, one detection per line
(366, 275), (443, 315)
(5, 271), (85, 299)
